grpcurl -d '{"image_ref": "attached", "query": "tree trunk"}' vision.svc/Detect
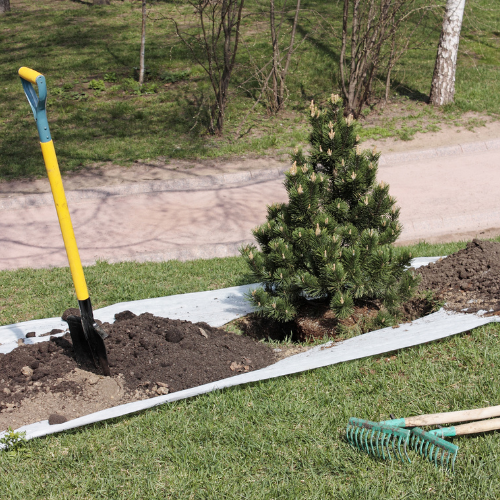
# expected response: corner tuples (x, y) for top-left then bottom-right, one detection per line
(0, 0), (11, 14)
(139, 0), (147, 86)
(269, 0), (279, 113)
(279, 0), (301, 109)
(429, 0), (466, 106)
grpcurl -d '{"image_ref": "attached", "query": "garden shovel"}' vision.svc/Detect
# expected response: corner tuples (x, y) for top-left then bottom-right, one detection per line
(18, 67), (110, 376)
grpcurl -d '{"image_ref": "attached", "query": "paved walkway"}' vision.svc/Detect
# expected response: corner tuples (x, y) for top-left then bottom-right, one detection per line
(1, 139), (500, 271)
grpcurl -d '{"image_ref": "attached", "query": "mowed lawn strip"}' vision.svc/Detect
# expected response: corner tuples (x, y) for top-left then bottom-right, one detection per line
(1, 0), (499, 181)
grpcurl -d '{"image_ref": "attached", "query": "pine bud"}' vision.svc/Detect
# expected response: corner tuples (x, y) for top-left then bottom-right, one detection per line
(315, 223), (321, 236)
(280, 226), (284, 232)
(341, 159), (345, 167)
(258, 302), (261, 306)
(328, 130), (335, 140)
(325, 217), (329, 224)
(297, 184), (303, 194)
(280, 273), (283, 279)
(249, 251), (253, 260)
(308, 204), (311, 209)
(340, 296), (344, 304)
(352, 249), (355, 255)
(331, 94), (341, 104)
(332, 235), (337, 242)
(356, 145), (362, 155)
(319, 175), (324, 182)
(356, 135), (360, 142)
(324, 250), (327, 258)
(349, 228), (351, 235)
(328, 121), (334, 129)
(251, 289), (256, 296)
(311, 172), (316, 182)
(319, 145), (323, 152)
(346, 114), (354, 126)
(332, 264), (336, 271)
(316, 109), (321, 118)
(392, 205), (396, 213)
(282, 253), (286, 259)
(373, 146), (377, 154)
(301, 165), (308, 173)
(272, 303), (276, 309)
(351, 172), (356, 180)
(339, 250), (342, 257)
(337, 203), (341, 209)
(368, 162), (373, 169)
(268, 223), (271, 229)
(379, 181), (386, 189)
(298, 231), (302, 237)
(290, 161), (297, 176)
(364, 196), (368, 205)
(327, 149), (332, 156)
(369, 229), (373, 236)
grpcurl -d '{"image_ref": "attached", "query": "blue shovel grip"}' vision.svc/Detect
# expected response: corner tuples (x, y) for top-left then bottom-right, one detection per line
(18, 67), (51, 143)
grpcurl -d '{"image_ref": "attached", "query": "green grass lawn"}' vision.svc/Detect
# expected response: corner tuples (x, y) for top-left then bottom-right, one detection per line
(1, 239), (500, 498)
(1, 0), (499, 181)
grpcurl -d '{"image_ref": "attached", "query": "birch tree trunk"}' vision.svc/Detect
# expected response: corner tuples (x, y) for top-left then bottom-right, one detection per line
(139, 0), (147, 86)
(429, 0), (466, 106)
(0, 0), (11, 14)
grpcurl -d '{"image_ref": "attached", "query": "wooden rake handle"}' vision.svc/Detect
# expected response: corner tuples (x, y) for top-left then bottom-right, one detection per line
(430, 417), (500, 438)
(382, 405), (500, 427)
(452, 417), (500, 436)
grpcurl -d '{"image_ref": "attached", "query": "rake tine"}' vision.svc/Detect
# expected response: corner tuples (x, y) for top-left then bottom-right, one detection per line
(370, 429), (376, 457)
(364, 427), (370, 452)
(375, 429), (381, 458)
(380, 431), (387, 460)
(410, 427), (458, 471)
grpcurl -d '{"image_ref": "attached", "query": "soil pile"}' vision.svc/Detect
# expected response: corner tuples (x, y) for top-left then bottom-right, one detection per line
(1, 312), (275, 431)
(416, 239), (500, 314)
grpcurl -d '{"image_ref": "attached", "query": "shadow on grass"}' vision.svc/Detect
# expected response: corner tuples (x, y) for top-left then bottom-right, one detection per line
(389, 79), (430, 103)
(0, 97), (214, 181)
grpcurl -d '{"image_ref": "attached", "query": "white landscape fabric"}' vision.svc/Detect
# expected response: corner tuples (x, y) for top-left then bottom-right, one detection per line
(2, 256), (499, 444)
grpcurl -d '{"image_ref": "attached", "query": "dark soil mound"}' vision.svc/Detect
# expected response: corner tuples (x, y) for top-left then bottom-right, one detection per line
(1, 312), (276, 430)
(416, 238), (500, 314)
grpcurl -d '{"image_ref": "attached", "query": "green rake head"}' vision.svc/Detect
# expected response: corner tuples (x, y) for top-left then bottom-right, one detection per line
(410, 428), (458, 471)
(346, 417), (411, 463)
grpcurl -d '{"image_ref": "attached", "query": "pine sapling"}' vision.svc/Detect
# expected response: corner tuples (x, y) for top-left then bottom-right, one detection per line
(241, 94), (419, 325)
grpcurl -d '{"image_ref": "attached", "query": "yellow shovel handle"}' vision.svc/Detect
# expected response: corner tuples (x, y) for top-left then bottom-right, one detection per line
(40, 140), (89, 301)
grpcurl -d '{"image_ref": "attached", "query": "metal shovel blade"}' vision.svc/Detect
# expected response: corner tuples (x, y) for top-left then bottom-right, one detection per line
(64, 298), (110, 376)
